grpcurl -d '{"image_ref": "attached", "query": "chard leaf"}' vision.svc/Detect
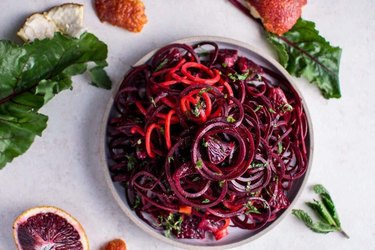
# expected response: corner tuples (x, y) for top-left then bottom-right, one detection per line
(88, 63), (112, 89)
(0, 32), (111, 169)
(292, 209), (336, 234)
(267, 18), (342, 99)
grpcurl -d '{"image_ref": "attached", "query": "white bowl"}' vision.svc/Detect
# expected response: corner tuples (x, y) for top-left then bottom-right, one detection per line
(99, 36), (313, 249)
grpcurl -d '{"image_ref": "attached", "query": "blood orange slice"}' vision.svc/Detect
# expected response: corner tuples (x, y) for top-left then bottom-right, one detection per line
(13, 206), (89, 250)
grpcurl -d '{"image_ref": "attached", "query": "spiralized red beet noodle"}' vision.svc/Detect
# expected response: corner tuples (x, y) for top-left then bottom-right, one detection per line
(107, 42), (309, 240)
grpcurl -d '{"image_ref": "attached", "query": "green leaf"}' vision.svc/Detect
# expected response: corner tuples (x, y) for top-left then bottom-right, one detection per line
(321, 194), (341, 228)
(154, 58), (169, 72)
(88, 64), (112, 89)
(313, 184), (330, 196)
(292, 209), (336, 234)
(226, 115), (236, 123)
(0, 101), (48, 167)
(0, 32), (111, 169)
(196, 159), (203, 169)
(313, 184), (341, 228)
(306, 200), (337, 227)
(63, 63), (87, 76)
(35, 74), (73, 104)
(267, 18), (342, 99)
(202, 198), (210, 203)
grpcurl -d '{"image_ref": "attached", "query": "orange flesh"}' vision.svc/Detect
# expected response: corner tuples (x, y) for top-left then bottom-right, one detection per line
(104, 239), (127, 250)
(248, 0), (307, 35)
(95, 0), (148, 32)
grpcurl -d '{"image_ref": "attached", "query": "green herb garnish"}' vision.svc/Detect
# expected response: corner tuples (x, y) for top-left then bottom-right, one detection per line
(226, 115), (236, 123)
(249, 161), (267, 169)
(198, 87), (212, 96)
(254, 105), (263, 112)
(244, 202), (260, 214)
(228, 70), (250, 82)
(202, 198), (210, 204)
(125, 155), (137, 171)
(132, 196), (141, 209)
(191, 104), (201, 117)
(154, 58), (169, 72)
(292, 184), (349, 238)
(277, 142), (283, 154)
(159, 213), (183, 238)
(268, 108), (276, 114)
(196, 159), (203, 169)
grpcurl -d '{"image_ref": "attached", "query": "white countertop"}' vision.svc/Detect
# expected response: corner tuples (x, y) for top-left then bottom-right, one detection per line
(0, 0), (374, 249)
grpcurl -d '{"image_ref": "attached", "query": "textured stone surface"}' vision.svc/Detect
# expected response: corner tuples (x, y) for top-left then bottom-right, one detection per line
(0, 0), (374, 249)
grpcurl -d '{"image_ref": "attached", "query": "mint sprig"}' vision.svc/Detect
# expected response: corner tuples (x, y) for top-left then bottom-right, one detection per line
(292, 184), (349, 238)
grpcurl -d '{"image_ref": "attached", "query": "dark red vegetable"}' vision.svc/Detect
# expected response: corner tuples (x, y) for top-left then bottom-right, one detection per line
(106, 42), (309, 240)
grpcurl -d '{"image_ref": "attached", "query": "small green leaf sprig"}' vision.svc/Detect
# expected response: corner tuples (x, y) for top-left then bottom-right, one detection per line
(292, 184), (349, 238)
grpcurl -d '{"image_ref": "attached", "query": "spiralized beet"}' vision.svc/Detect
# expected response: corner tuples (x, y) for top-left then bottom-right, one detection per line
(106, 42), (309, 240)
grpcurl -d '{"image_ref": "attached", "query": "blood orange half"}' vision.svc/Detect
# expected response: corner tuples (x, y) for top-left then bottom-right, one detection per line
(13, 206), (89, 250)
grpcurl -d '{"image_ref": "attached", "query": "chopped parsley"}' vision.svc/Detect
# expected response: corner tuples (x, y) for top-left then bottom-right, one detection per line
(228, 70), (250, 82)
(249, 161), (267, 169)
(226, 115), (236, 123)
(191, 100), (206, 117)
(244, 202), (261, 214)
(202, 198), (210, 204)
(277, 142), (283, 154)
(154, 58), (169, 72)
(125, 155), (137, 171)
(191, 104), (201, 117)
(159, 213), (183, 238)
(268, 108), (276, 114)
(198, 87), (212, 96)
(254, 105), (263, 112)
(196, 159), (203, 169)
(132, 196), (141, 209)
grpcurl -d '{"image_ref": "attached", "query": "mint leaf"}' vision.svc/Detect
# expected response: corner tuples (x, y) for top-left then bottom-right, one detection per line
(0, 32), (111, 169)
(292, 209), (336, 234)
(313, 184), (341, 228)
(313, 184), (330, 196)
(293, 184), (349, 238)
(267, 18), (342, 99)
(306, 200), (336, 226)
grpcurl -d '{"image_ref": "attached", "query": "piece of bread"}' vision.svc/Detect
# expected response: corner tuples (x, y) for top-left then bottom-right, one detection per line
(247, 0), (307, 35)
